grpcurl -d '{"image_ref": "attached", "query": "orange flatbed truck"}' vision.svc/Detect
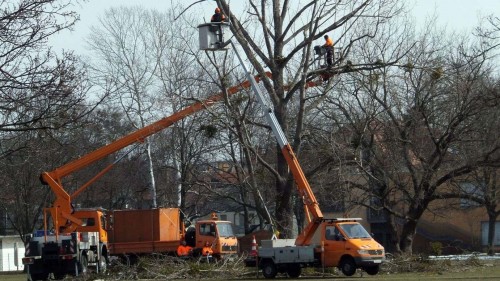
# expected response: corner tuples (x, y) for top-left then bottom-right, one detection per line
(21, 75), (270, 281)
(197, 22), (385, 278)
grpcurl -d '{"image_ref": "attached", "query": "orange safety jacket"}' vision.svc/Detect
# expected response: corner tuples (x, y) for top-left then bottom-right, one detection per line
(177, 245), (192, 256)
(324, 37), (334, 47)
(202, 246), (213, 256)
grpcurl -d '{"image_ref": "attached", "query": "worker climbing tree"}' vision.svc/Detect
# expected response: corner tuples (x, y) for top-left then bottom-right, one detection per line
(323, 34), (334, 67)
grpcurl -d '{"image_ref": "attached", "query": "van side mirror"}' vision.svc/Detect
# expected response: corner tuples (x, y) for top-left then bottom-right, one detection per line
(334, 234), (344, 241)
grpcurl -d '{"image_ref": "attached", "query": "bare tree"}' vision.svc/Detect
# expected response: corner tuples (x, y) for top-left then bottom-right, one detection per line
(151, 5), (221, 212)
(0, 0), (93, 136)
(442, 80), (500, 255)
(0, 0), (102, 239)
(87, 5), (227, 214)
(88, 6), (167, 208)
(213, 0), (408, 237)
(321, 16), (500, 254)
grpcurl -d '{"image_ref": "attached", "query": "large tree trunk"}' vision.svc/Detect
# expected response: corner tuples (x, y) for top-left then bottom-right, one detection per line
(275, 157), (294, 237)
(387, 214), (402, 255)
(399, 219), (418, 255)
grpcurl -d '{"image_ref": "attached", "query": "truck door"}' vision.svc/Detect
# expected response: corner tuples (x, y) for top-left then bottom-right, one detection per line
(197, 222), (216, 248)
(322, 225), (345, 267)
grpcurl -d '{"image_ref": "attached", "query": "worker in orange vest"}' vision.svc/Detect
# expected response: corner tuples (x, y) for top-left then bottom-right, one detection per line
(176, 240), (192, 257)
(323, 34), (334, 67)
(202, 241), (214, 262)
(202, 241), (213, 256)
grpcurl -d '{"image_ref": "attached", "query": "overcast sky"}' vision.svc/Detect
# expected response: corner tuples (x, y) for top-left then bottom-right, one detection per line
(49, 0), (499, 55)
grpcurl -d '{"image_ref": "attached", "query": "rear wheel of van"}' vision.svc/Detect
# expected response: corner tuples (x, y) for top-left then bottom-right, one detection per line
(364, 265), (380, 275)
(53, 271), (65, 280)
(286, 265), (301, 278)
(339, 256), (356, 276)
(261, 260), (277, 279)
(30, 272), (49, 281)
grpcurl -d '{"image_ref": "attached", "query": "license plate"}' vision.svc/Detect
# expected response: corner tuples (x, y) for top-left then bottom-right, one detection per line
(373, 260), (382, 263)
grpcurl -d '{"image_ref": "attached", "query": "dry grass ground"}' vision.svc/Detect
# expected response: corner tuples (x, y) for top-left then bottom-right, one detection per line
(3, 254), (500, 280)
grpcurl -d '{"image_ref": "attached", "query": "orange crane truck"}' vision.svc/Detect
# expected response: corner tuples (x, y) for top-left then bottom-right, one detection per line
(241, 69), (386, 277)
(21, 76), (269, 281)
(242, 67), (385, 277)
(213, 30), (386, 278)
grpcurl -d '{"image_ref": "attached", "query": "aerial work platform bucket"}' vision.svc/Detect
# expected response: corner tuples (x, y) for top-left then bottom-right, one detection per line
(198, 22), (231, 51)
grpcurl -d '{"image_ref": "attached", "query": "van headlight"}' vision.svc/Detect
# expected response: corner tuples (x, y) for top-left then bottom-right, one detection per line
(357, 249), (369, 255)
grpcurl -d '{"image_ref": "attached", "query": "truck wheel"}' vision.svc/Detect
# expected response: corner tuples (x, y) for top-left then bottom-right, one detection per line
(30, 272), (49, 281)
(53, 272), (65, 280)
(364, 265), (380, 275)
(98, 254), (108, 273)
(79, 255), (88, 275)
(339, 257), (356, 276)
(286, 265), (301, 278)
(261, 261), (278, 279)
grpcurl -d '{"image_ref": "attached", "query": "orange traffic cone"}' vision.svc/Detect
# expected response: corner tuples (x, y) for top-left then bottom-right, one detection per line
(249, 235), (258, 256)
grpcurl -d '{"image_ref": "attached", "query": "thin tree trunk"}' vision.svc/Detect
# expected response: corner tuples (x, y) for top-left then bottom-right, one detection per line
(146, 141), (157, 208)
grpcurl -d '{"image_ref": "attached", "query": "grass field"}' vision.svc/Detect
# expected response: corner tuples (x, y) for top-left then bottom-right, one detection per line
(3, 266), (500, 281)
(359, 266), (500, 280)
(4, 257), (500, 280)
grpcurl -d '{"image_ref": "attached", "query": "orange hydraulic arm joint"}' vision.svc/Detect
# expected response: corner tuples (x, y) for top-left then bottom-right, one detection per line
(231, 41), (323, 246)
(40, 73), (270, 234)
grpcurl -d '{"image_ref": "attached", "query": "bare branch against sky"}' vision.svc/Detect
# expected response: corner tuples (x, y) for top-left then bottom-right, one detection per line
(50, 0), (498, 55)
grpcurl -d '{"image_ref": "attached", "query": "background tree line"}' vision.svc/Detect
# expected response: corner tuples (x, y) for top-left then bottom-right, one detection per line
(0, 0), (499, 256)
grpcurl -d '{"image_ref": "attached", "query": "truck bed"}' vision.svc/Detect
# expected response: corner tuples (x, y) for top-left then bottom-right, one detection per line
(258, 239), (316, 263)
(109, 240), (179, 255)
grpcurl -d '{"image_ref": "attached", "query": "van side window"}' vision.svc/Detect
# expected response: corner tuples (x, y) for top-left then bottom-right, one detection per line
(100, 215), (106, 230)
(325, 226), (336, 240)
(200, 223), (211, 236)
(82, 218), (95, 226)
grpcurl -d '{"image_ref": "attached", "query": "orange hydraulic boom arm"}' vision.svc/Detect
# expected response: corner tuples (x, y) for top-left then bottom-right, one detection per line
(41, 73), (270, 234)
(230, 41), (323, 246)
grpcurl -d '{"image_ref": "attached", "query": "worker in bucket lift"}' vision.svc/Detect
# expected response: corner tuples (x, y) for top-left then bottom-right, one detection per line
(176, 240), (193, 257)
(211, 7), (226, 22)
(323, 34), (334, 67)
(210, 7), (226, 46)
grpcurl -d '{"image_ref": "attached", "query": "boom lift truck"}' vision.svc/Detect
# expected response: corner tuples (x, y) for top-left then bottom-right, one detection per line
(21, 74), (273, 280)
(198, 20), (385, 278)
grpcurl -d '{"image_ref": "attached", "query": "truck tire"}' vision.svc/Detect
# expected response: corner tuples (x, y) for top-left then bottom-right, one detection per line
(261, 260), (278, 279)
(364, 265), (380, 275)
(53, 272), (65, 280)
(78, 254), (88, 275)
(339, 256), (356, 276)
(30, 272), (49, 281)
(286, 265), (301, 278)
(98, 254), (108, 273)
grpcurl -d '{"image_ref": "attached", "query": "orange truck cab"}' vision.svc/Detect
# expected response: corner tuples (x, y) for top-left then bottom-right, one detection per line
(73, 209), (108, 244)
(185, 215), (238, 258)
(317, 218), (385, 276)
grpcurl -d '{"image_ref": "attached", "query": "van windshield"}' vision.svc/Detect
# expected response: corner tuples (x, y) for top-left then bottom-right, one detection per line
(339, 223), (371, 239)
(216, 222), (235, 237)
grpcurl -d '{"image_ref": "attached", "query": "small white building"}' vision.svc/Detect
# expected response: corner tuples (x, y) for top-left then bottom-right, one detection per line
(0, 235), (24, 272)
